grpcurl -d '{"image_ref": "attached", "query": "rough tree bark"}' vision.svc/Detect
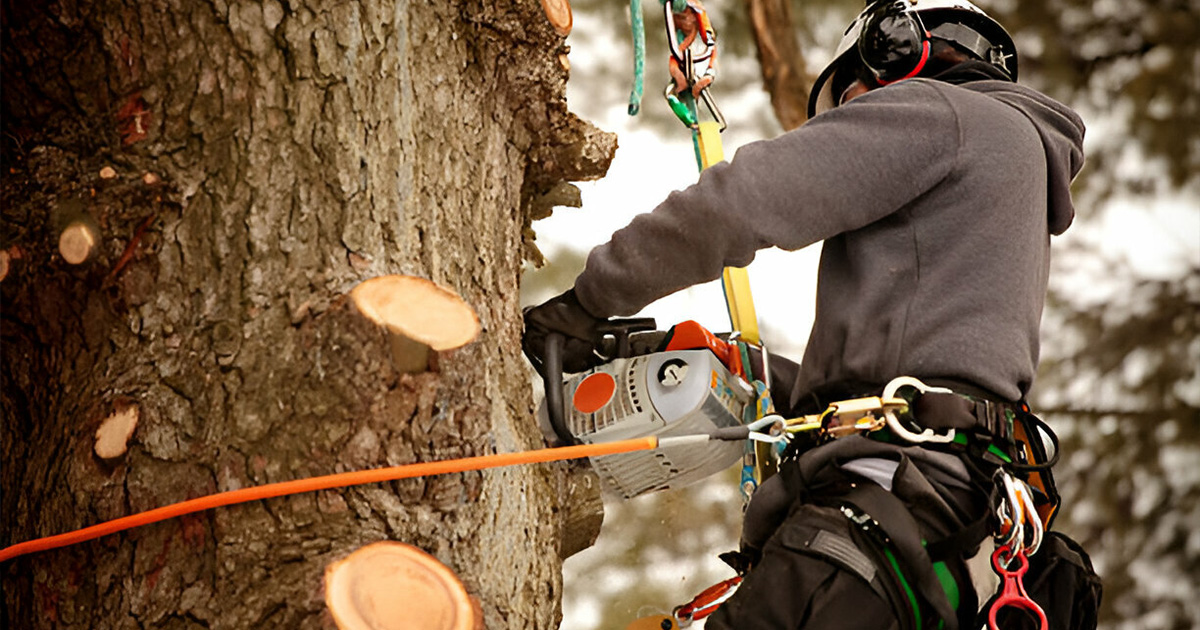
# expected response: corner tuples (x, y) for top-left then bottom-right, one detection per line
(0, 0), (614, 627)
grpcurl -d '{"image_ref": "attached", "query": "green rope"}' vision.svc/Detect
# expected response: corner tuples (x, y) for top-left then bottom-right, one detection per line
(628, 0), (645, 115)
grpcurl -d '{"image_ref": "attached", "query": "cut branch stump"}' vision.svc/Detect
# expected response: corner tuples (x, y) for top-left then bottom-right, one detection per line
(350, 275), (480, 373)
(540, 0), (572, 36)
(59, 220), (99, 265)
(94, 403), (139, 460)
(325, 541), (482, 630)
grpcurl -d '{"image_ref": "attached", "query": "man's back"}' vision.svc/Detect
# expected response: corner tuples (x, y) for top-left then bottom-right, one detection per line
(572, 75), (1085, 404)
(795, 77), (1085, 404)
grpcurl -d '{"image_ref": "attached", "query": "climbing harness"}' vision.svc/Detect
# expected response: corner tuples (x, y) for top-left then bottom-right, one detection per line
(711, 374), (1070, 629)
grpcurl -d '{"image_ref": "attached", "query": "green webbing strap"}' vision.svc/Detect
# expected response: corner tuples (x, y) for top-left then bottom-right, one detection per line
(846, 484), (960, 630)
(628, 0), (645, 115)
(932, 559), (961, 626)
(884, 547), (923, 630)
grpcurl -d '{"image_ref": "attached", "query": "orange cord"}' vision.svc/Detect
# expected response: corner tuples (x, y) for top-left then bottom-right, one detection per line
(0, 436), (658, 563)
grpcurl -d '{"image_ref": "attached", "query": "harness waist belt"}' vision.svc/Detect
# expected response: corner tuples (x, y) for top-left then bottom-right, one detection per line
(912, 392), (1013, 443)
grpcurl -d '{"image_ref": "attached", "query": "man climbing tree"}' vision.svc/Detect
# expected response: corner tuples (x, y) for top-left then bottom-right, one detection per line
(1, 0), (614, 627)
(524, 0), (1099, 627)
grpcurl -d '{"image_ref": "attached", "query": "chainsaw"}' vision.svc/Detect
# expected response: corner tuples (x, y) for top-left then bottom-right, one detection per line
(536, 318), (765, 500)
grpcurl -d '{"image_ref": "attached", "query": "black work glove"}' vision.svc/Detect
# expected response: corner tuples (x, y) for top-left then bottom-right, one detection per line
(522, 289), (606, 374)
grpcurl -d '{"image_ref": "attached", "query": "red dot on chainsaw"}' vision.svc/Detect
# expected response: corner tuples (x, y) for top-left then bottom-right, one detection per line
(573, 372), (616, 414)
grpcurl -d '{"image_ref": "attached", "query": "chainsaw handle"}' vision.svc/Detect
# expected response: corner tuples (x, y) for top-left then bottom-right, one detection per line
(596, 318), (658, 359)
(543, 318), (658, 447)
(543, 332), (578, 446)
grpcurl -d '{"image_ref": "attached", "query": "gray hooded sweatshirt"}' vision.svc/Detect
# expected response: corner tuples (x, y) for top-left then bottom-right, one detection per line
(573, 78), (1085, 404)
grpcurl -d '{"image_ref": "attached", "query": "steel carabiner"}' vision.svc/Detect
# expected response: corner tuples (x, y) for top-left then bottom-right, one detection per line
(995, 471), (1026, 552)
(1017, 476), (1044, 555)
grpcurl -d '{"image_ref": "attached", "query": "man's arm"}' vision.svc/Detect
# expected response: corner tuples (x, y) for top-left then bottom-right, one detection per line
(574, 80), (964, 317)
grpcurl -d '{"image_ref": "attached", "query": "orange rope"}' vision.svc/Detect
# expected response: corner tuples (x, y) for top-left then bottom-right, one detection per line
(0, 436), (658, 563)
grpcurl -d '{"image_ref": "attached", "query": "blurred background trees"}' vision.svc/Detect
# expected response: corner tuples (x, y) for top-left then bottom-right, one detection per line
(524, 0), (1198, 628)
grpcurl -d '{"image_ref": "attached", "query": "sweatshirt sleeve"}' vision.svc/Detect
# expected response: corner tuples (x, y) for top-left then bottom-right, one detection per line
(574, 80), (962, 317)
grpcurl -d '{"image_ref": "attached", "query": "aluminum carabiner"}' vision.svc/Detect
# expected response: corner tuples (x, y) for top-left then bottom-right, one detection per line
(879, 376), (958, 444)
(995, 470), (1026, 553)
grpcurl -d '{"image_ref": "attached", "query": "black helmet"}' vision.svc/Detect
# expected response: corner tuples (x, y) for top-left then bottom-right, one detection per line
(808, 0), (1018, 118)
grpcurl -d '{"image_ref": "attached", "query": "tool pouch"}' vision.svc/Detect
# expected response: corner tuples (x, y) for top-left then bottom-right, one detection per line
(980, 531), (1102, 630)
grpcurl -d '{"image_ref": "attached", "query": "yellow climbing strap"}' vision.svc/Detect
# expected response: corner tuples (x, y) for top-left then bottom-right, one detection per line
(696, 120), (760, 344)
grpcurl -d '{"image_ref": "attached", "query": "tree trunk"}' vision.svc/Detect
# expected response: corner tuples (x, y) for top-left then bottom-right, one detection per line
(744, 0), (812, 130)
(0, 0), (614, 628)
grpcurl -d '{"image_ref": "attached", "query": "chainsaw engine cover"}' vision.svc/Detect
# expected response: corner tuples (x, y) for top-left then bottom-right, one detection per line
(538, 349), (755, 499)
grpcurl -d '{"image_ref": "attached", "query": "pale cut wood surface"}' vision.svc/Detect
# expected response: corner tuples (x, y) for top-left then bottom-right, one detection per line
(326, 541), (477, 630)
(350, 275), (481, 351)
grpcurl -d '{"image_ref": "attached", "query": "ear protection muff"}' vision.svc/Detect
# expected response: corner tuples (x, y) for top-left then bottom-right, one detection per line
(857, 1), (932, 85)
(808, 0), (1019, 119)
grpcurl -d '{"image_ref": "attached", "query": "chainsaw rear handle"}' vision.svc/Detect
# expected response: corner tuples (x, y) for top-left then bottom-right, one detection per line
(543, 332), (575, 445)
(543, 318), (658, 446)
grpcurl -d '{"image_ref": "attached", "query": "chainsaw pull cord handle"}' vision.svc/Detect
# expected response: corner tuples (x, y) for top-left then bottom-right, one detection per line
(543, 332), (579, 446)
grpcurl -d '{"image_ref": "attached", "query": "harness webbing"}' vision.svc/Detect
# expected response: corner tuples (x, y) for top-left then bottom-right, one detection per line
(693, 121), (761, 343)
(694, 121), (760, 344)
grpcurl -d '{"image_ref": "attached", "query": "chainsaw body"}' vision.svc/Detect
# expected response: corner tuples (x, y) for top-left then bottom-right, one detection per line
(538, 344), (755, 500)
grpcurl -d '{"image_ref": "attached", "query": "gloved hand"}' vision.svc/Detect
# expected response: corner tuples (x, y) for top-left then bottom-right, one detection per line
(522, 289), (606, 374)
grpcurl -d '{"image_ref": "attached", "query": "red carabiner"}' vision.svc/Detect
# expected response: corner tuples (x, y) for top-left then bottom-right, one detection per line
(988, 545), (1048, 630)
(674, 576), (743, 623)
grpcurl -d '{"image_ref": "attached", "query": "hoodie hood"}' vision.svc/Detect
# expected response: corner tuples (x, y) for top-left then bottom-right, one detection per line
(964, 81), (1086, 235)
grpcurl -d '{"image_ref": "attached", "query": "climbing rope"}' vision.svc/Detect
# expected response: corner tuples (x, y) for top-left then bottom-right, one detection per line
(629, 0), (645, 114)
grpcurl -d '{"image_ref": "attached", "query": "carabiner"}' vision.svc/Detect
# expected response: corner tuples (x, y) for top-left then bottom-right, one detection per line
(880, 375), (955, 399)
(988, 544), (1048, 630)
(878, 376), (958, 443)
(996, 471), (1026, 553)
(745, 415), (787, 444)
(697, 88), (727, 132)
(995, 471), (1044, 555)
(665, 81), (699, 127)
(674, 576), (742, 625)
(1017, 477), (1044, 555)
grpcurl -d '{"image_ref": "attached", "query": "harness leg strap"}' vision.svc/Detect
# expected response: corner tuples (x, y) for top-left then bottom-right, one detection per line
(843, 483), (961, 630)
